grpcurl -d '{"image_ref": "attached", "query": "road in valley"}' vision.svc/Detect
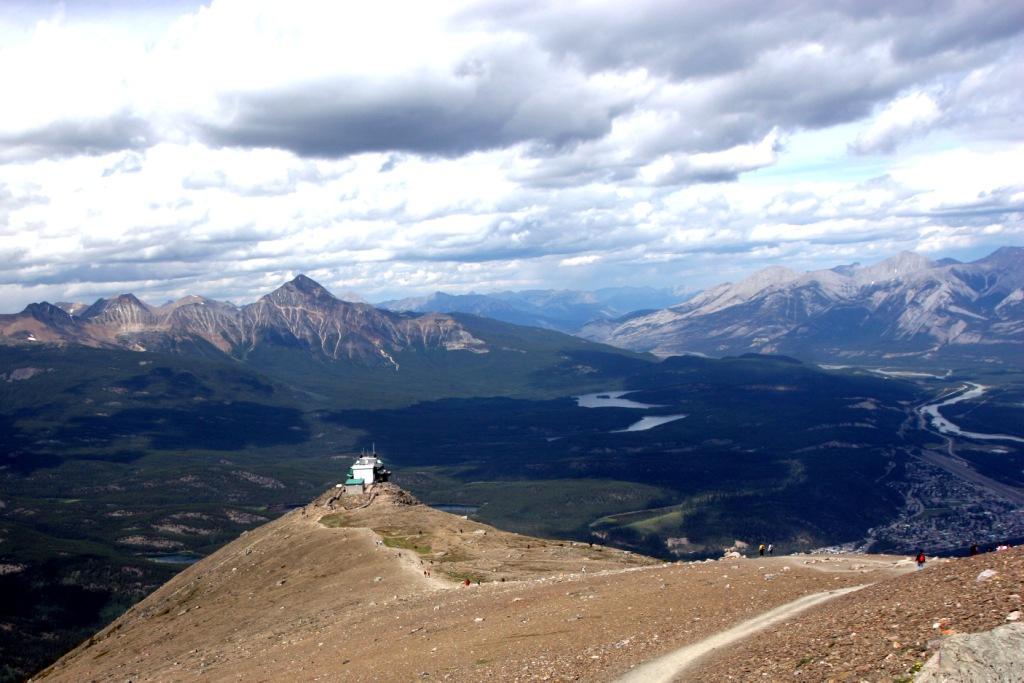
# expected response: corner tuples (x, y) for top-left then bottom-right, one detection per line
(909, 381), (1024, 506)
(915, 448), (1024, 506)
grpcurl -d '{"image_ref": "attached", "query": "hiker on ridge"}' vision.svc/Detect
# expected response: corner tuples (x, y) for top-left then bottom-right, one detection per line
(916, 549), (926, 570)
(758, 544), (766, 557)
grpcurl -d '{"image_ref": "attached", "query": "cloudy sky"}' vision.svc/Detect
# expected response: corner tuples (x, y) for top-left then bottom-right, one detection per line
(1, 0), (1022, 310)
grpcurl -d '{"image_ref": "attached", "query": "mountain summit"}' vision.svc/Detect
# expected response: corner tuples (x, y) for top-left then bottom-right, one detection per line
(272, 274), (336, 301)
(0, 275), (488, 366)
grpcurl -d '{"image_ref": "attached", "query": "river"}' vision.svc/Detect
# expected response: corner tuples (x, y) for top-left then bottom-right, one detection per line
(918, 383), (1024, 444)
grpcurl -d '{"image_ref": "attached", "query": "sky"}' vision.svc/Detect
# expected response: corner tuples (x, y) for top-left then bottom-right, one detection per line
(1, 0), (1022, 310)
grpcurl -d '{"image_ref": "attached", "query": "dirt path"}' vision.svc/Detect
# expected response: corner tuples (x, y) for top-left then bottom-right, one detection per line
(615, 584), (870, 683)
(363, 526), (455, 591)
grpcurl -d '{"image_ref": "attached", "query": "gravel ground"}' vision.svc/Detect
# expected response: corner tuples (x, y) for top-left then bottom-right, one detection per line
(691, 547), (1024, 682)
(33, 486), (923, 683)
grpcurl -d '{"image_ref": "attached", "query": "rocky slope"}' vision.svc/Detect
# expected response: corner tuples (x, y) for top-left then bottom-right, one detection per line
(0, 275), (487, 366)
(694, 546), (1024, 681)
(582, 247), (1024, 364)
(31, 483), (951, 683)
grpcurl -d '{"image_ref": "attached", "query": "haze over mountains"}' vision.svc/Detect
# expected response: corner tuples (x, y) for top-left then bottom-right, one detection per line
(583, 247), (1024, 365)
(379, 287), (685, 333)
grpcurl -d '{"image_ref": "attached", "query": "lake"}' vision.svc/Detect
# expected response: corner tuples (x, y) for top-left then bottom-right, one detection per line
(576, 390), (662, 409)
(613, 414), (688, 432)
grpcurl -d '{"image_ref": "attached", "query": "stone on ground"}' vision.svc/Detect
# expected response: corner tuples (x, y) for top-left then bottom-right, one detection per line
(916, 622), (1024, 682)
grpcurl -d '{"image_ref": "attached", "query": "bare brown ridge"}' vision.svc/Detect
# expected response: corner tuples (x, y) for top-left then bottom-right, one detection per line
(34, 484), (940, 682)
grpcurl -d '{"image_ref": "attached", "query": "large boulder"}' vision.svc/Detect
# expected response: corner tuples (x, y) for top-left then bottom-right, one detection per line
(916, 622), (1024, 682)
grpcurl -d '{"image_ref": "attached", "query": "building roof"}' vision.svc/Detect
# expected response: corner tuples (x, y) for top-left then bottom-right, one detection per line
(345, 478), (365, 485)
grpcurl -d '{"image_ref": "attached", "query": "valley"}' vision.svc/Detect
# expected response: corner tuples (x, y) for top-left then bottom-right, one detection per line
(3, 344), (1023, 680)
(1, 267), (1023, 681)
(4, 0), (1024, 674)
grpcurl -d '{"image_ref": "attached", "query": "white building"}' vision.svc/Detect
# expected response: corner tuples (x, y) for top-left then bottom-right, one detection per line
(346, 452), (391, 493)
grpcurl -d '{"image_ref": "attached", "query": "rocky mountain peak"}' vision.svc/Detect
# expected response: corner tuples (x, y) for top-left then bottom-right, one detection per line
(259, 275), (340, 310)
(713, 265), (800, 304)
(830, 262), (861, 276)
(288, 274), (334, 298)
(976, 245), (1024, 268)
(78, 293), (154, 324)
(163, 294), (211, 309)
(0, 276), (496, 365)
(854, 251), (932, 284)
(737, 265), (800, 291)
(158, 295), (238, 317)
(23, 302), (74, 324)
(583, 245), (1023, 361)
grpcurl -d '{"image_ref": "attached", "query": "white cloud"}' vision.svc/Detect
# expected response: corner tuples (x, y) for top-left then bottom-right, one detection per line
(851, 92), (943, 154)
(0, 1), (1021, 310)
(560, 255), (601, 267)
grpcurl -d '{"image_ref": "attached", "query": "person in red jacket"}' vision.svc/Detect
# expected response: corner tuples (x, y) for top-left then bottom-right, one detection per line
(915, 550), (926, 570)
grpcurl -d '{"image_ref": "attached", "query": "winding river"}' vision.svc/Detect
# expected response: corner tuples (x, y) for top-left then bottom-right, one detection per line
(918, 383), (1024, 444)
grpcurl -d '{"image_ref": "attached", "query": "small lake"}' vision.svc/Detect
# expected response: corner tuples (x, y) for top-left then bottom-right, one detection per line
(576, 390), (662, 409)
(429, 504), (480, 515)
(145, 553), (202, 565)
(614, 414), (688, 432)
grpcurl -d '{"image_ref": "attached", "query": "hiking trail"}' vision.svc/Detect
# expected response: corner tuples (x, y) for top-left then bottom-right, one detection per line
(615, 584), (870, 682)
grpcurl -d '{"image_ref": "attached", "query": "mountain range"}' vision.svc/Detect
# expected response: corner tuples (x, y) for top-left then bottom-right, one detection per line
(5, 247), (1022, 369)
(0, 275), (490, 368)
(0, 274), (659, 414)
(4, 258), (1023, 680)
(378, 286), (685, 332)
(582, 247), (1024, 364)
